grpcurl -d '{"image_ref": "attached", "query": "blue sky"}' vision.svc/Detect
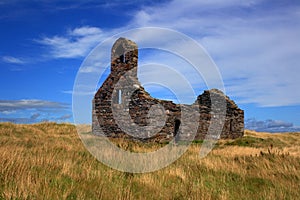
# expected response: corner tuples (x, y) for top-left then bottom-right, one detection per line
(1, 0), (300, 132)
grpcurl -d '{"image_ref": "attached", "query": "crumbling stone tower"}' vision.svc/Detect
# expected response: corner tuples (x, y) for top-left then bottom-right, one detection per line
(92, 38), (244, 142)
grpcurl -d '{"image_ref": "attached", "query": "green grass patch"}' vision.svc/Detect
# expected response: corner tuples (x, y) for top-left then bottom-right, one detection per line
(224, 136), (285, 148)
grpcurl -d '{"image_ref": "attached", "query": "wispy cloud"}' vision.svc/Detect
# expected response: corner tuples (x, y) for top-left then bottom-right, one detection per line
(0, 115), (37, 124)
(17, 0), (161, 8)
(36, 26), (107, 59)
(0, 99), (72, 124)
(0, 113), (72, 124)
(0, 112), (40, 123)
(128, 0), (300, 107)
(2, 56), (25, 64)
(62, 90), (96, 96)
(245, 118), (300, 133)
(78, 66), (99, 73)
(0, 99), (68, 112)
(33, 0), (300, 108)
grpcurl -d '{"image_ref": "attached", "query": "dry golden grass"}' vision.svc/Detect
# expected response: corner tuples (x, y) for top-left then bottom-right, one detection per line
(0, 123), (299, 199)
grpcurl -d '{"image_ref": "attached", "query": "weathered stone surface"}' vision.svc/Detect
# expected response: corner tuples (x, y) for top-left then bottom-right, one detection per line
(92, 38), (244, 142)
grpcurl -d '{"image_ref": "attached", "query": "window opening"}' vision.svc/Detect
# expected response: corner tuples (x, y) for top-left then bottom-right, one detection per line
(120, 53), (126, 63)
(118, 89), (122, 104)
(230, 119), (234, 132)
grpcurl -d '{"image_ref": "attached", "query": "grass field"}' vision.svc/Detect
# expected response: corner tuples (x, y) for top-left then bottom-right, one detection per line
(0, 122), (299, 199)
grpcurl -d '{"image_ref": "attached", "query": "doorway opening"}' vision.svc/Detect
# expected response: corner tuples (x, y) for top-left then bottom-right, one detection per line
(174, 119), (181, 136)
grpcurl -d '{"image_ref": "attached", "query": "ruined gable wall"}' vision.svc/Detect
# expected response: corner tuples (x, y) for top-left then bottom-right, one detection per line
(92, 38), (244, 141)
(195, 89), (244, 139)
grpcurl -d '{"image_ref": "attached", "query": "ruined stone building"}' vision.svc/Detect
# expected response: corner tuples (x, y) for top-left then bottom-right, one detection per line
(92, 38), (244, 142)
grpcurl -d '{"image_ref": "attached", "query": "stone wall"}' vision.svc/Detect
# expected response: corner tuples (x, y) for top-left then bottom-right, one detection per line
(92, 38), (244, 142)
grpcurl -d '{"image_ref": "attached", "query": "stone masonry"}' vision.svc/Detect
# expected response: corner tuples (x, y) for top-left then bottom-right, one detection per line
(92, 38), (244, 142)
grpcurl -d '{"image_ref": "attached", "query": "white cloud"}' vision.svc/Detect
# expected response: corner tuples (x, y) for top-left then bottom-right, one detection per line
(0, 99), (72, 123)
(132, 0), (263, 29)
(70, 26), (102, 36)
(78, 65), (102, 73)
(0, 99), (68, 112)
(0, 110), (16, 115)
(127, 0), (300, 107)
(245, 118), (300, 132)
(36, 26), (107, 58)
(35, 0), (300, 107)
(62, 90), (95, 96)
(2, 56), (25, 64)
